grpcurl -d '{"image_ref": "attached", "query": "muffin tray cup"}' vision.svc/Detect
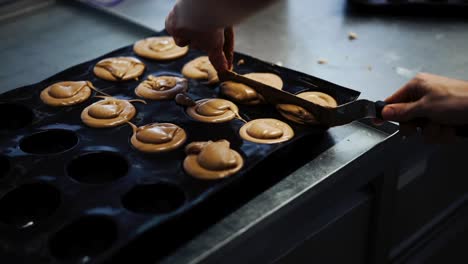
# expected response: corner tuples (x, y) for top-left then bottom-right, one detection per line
(0, 31), (359, 263)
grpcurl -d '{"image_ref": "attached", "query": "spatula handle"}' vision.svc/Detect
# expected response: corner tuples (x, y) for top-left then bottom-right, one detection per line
(375, 101), (387, 120)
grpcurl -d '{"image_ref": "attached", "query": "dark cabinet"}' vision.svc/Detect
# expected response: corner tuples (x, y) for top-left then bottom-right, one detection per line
(277, 192), (371, 264)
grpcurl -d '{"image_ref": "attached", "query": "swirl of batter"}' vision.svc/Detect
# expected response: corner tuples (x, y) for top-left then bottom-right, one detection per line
(276, 91), (337, 124)
(220, 73), (283, 105)
(81, 97), (141, 128)
(130, 122), (187, 153)
(135, 75), (188, 100)
(186, 98), (240, 123)
(182, 56), (218, 84)
(133, 36), (189, 60)
(94, 57), (145, 81)
(40, 81), (94, 106)
(183, 140), (243, 180)
(239, 118), (294, 144)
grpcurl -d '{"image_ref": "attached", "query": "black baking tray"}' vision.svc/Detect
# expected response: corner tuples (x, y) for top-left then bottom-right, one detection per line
(0, 31), (360, 264)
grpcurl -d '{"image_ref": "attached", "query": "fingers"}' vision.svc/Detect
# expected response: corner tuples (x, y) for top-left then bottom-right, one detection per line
(381, 101), (423, 122)
(174, 36), (190, 47)
(208, 48), (229, 73)
(165, 9), (175, 35)
(223, 27), (235, 70)
(164, 12), (233, 73)
(385, 75), (428, 104)
(207, 28), (231, 72)
(165, 8), (190, 47)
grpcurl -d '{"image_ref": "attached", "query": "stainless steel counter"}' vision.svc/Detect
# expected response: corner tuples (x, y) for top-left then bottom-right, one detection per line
(0, 0), (152, 93)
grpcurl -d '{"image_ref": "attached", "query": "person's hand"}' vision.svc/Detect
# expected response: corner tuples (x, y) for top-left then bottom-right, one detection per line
(165, 5), (234, 72)
(381, 73), (468, 143)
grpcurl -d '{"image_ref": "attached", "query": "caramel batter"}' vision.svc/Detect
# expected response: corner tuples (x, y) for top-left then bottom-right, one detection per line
(175, 93), (196, 107)
(40, 81), (93, 106)
(276, 91), (337, 124)
(133, 36), (189, 60)
(239, 118), (294, 144)
(94, 57), (145, 81)
(186, 98), (239, 123)
(221, 73), (283, 105)
(183, 140), (243, 180)
(130, 123), (187, 153)
(81, 98), (137, 128)
(181, 56), (218, 84)
(135, 75), (188, 100)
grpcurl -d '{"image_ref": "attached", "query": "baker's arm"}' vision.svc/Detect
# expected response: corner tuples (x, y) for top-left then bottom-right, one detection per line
(165, 0), (276, 72)
(381, 73), (468, 143)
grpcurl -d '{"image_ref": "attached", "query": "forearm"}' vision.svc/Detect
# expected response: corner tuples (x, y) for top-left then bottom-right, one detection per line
(175, 0), (276, 30)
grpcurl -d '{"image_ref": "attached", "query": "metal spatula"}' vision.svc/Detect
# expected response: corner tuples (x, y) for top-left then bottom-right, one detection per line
(219, 71), (386, 127)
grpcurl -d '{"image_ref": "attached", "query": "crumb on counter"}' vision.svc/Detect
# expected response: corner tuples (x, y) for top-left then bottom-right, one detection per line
(237, 59), (245, 66)
(317, 59), (328, 65)
(348, 32), (358, 40)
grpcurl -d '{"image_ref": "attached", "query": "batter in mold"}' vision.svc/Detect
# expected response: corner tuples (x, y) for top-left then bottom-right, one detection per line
(276, 91), (337, 124)
(220, 72), (283, 105)
(239, 118), (294, 144)
(135, 75), (188, 100)
(181, 56), (219, 84)
(175, 93), (196, 107)
(133, 36), (189, 60)
(81, 97), (145, 128)
(93, 57), (145, 81)
(183, 140), (243, 180)
(186, 98), (244, 123)
(129, 122), (187, 153)
(40, 81), (98, 107)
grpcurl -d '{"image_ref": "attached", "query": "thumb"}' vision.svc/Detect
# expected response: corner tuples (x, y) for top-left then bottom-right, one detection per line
(382, 101), (422, 122)
(208, 48), (228, 72)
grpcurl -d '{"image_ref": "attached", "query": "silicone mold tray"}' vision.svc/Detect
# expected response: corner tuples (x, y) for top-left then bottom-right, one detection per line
(0, 31), (359, 263)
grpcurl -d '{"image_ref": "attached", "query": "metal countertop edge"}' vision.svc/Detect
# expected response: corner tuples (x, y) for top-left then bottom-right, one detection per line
(161, 121), (398, 264)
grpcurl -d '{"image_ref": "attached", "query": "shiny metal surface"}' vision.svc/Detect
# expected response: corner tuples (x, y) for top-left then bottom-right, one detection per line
(220, 71), (378, 126)
(0, 1), (152, 93)
(220, 70), (333, 123)
(333, 99), (377, 125)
